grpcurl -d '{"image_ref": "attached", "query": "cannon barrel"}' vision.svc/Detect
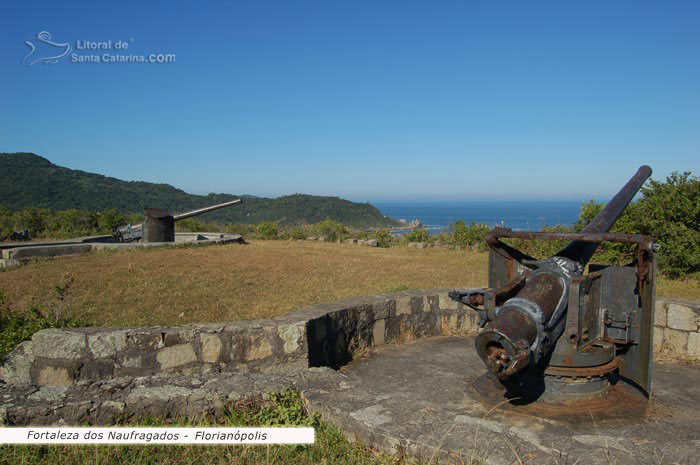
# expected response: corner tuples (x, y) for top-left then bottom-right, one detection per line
(473, 166), (652, 381)
(173, 198), (243, 221)
(556, 165), (652, 267)
(114, 198), (243, 242)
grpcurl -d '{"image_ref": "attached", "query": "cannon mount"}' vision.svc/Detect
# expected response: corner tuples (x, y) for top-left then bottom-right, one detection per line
(451, 166), (657, 405)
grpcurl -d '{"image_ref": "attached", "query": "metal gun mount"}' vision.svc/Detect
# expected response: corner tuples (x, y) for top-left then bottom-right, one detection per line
(451, 166), (657, 404)
(114, 198), (242, 243)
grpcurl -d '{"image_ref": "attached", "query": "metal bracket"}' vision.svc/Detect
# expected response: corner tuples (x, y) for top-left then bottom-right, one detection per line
(448, 288), (493, 327)
(449, 274), (528, 327)
(604, 309), (637, 345)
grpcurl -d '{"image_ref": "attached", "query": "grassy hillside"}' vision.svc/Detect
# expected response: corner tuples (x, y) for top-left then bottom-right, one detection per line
(0, 153), (400, 229)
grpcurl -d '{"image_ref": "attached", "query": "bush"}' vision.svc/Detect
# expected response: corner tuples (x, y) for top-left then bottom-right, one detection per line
(97, 208), (128, 232)
(450, 220), (489, 251)
(403, 228), (430, 244)
(0, 308), (85, 358)
(631, 172), (699, 277)
(17, 207), (49, 237)
(253, 390), (320, 427)
(374, 230), (393, 248)
(49, 209), (99, 237)
(0, 289), (84, 359)
(0, 205), (13, 239)
(571, 200), (638, 266)
(572, 171), (700, 277)
(315, 219), (346, 242)
(256, 221), (279, 240)
(284, 227), (307, 240)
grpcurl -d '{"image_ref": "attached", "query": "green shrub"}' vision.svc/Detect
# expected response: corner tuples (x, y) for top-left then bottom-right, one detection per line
(374, 230), (393, 248)
(17, 207), (49, 237)
(254, 390), (320, 427)
(96, 208), (128, 232)
(574, 171), (700, 277)
(0, 206), (13, 239)
(0, 281), (85, 359)
(315, 219), (346, 242)
(635, 172), (700, 278)
(450, 220), (489, 251)
(256, 221), (279, 240)
(403, 228), (430, 244)
(0, 307), (84, 359)
(571, 200), (638, 266)
(282, 227), (307, 240)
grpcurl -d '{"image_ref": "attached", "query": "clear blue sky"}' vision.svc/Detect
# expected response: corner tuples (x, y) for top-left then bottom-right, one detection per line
(2, 1), (698, 202)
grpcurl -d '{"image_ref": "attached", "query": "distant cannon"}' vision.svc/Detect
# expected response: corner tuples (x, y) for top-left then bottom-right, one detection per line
(450, 166), (656, 404)
(114, 198), (242, 243)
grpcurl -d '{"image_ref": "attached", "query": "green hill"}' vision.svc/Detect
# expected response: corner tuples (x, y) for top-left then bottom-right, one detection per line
(0, 153), (400, 229)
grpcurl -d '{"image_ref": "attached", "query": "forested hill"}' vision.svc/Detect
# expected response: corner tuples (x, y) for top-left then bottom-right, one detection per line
(0, 153), (400, 228)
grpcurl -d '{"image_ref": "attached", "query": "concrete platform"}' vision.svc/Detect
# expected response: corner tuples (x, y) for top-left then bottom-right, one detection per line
(304, 336), (700, 465)
(0, 233), (244, 268)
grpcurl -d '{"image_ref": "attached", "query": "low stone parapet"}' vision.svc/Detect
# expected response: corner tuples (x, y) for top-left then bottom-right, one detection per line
(2, 292), (697, 390)
(0, 289), (477, 388)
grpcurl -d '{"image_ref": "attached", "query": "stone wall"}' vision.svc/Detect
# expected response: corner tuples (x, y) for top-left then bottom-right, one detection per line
(653, 298), (700, 359)
(1, 292), (699, 427)
(0, 289), (477, 388)
(2, 292), (697, 390)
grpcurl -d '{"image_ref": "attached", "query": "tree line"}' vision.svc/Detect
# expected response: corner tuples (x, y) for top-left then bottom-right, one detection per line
(1, 171), (697, 278)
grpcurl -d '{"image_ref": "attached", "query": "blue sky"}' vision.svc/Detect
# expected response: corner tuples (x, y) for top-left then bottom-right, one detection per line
(2, 1), (698, 201)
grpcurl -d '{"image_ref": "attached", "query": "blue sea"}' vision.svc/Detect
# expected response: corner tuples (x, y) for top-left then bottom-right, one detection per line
(372, 201), (584, 235)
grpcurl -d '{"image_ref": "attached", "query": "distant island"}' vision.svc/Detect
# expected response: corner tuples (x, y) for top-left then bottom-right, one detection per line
(0, 153), (401, 229)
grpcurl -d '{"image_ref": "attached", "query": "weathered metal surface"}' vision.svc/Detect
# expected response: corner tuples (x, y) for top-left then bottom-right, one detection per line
(548, 340), (615, 369)
(488, 230), (656, 248)
(114, 198), (242, 243)
(545, 357), (619, 377)
(142, 209), (175, 243)
(172, 198), (242, 221)
(471, 370), (648, 420)
(452, 165), (657, 407)
(541, 373), (612, 403)
(564, 272), (604, 350)
(617, 255), (656, 393)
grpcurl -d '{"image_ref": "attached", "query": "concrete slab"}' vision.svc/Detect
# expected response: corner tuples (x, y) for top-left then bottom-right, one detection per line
(0, 235), (115, 251)
(304, 336), (700, 465)
(4, 243), (94, 260)
(0, 234), (245, 268)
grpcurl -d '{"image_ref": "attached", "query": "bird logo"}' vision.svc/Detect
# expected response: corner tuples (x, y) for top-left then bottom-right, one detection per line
(23, 31), (71, 66)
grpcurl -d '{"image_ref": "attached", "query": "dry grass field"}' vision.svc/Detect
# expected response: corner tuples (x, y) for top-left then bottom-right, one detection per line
(0, 240), (697, 327)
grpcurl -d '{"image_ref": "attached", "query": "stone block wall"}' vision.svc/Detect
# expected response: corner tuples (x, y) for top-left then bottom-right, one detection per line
(0, 320), (305, 387)
(0, 289), (477, 387)
(653, 298), (700, 359)
(2, 292), (697, 389)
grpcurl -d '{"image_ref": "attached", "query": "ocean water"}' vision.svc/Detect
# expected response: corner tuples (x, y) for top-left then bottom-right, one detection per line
(373, 201), (584, 234)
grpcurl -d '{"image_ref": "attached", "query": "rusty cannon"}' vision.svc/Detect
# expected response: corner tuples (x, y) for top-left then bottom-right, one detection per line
(114, 198), (242, 243)
(450, 166), (657, 406)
